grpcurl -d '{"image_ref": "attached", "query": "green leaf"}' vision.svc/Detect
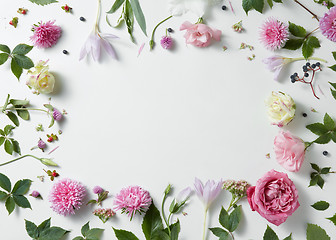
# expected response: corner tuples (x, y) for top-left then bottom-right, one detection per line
(142, 203), (164, 240)
(209, 227), (230, 239)
(311, 163), (320, 172)
(29, 0), (58, 6)
(283, 39), (304, 50)
(323, 113), (335, 130)
(332, 51), (336, 61)
(81, 222), (90, 237)
(306, 123), (328, 136)
(0, 137), (4, 146)
(17, 108), (30, 120)
(314, 133), (331, 144)
(251, 0), (264, 12)
(331, 132), (336, 143)
(267, 0), (273, 8)
(263, 225), (279, 240)
(125, 0), (135, 43)
(170, 220), (180, 240)
(283, 234), (292, 240)
(44, 104), (54, 111)
(242, 0), (253, 14)
(12, 179), (31, 195)
(107, 0), (125, 13)
(11, 58), (23, 80)
(329, 65), (336, 72)
(329, 82), (336, 90)
(227, 205), (242, 232)
(306, 224), (330, 240)
(129, 0), (147, 35)
(4, 125), (15, 135)
(11, 139), (21, 155)
(39, 226), (69, 240)
(311, 201), (330, 211)
(273, 0), (282, 3)
(5, 196), (15, 214)
(0, 190), (8, 200)
(326, 213), (336, 226)
(0, 173), (11, 192)
(73, 237), (85, 240)
(309, 175), (318, 187)
(25, 219), (39, 239)
(0, 44), (10, 54)
(13, 195), (31, 209)
(9, 99), (30, 106)
(12, 44), (33, 55)
(219, 207), (230, 230)
(112, 228), (139, 240)
(321, 167), (331, 174)
(317, 175), (325, 189)
(6, 112), (19, 126)
(4, 139), (14, 155)
(302, 36), (320, 59)
(13, 55), (34, 69)
(288, 22), (306, 37)
(86, 228), (104, 239)
(38, 218), (51, 233)
(0, 53), (9, 65)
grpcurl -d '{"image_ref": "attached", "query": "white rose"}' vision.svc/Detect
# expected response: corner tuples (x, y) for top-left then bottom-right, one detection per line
(27, 60), (55, 94)
(266, 91), (296, 127)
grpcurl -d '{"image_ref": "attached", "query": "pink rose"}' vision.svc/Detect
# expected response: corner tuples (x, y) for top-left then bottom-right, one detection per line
(180, 21), (221, 47)
(247, 169), (299, 226)
(274, 131), (305, 172)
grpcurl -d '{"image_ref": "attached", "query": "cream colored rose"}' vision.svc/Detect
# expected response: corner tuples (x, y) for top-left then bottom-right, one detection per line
(266, 91), (295, 127)
(27, 60), (55, 94)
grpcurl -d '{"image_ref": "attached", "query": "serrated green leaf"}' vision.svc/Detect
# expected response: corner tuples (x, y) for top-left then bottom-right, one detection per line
(0, 44), (10, 54)
(0, 137), (4, 146)
(12, 44), (33, 55)
(112, 228), (139, 240)
(5, 196), (15, 214)
(142, 203), (164, 240)
(317, 175), (325, 189)
(242, 0), (253, 14)
(219, 207), (230, 230)
(13, 55), (34, 69)
(0, 190), (8, 200)
(11, 58), (22, 80)
(267, 0), (273, 8)
(0, 53), (9, 65)
(306, 224), (330, 240)
(81, 222), (90, 237)
(326, 214), (336, 226)
(107, 0), (125, 13)
(13, 195), (31, 209)
(12, 179), (31, 195)
(25, 219), (39, 239)
(283, 39), (304, 50)
(29, 0), (58, 6)
(251, 0), (264, 12)
(86, 228), (104, 239)
(306, 123), (328, 136)
(39, 226), (69, 240)
(329, 65), (336, 72)
(4, 139), (14, 155)
(283, 233), (292, 240)
(302, 36), (320, 59)
(227, 205), (242, 232)
(209, 227), (230, 239)
(129, 0), (146, 36)
(0, 173), (11, 192)
(288, 22), (306, 37)
(323, 113), (335, 130)
(38, 218), (51, 233)
(314, 133), (331, 144)
(264, 225), (279, 240)
(311, 201), (329, 211)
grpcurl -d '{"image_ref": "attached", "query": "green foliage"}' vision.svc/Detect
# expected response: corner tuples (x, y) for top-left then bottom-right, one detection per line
(326, 213), (336, 226)
(306, 224), (330, 240)
(309, 163), (333, 189)
(314, 0), (334, 9)
(302, 36), (321, 59)
(0, 173), (31, 215)
(311, 201), (330, 211)
(142, 203), (164, 240)
(329, 81), (336, 101)
(25, 218), (69, 240)
(0, 44), (34, 80)
(29, 0), (58, 5)
(2, 94), (30, 126)
(0, 125), (21, 155)
(112, 228), (140, 240)
(288, 22), (306, 37)
(107, 0), (147, 42)
(263, 226), (292, 240)
(306, 113), (336, 144)
(72, 222), (104, 240)
(242, 0), (282, 14)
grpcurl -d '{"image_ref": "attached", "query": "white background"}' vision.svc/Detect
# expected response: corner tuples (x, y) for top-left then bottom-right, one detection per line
(0, 0), (336, 239)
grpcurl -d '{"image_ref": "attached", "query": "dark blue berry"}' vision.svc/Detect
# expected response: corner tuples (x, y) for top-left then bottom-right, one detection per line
(304, 72), (309, 77)
(80, 17), (86, 21)
(303, 66), (308, 72)
(62, 50), (68, 54)
(316, 62), (320, 67)
(222, 5), (227, 10)
(167, 28), (173, 33)
(306, 62), (310, 66)
(294, 72), (298, 77)
(302, 113), (307, 117)
(291, 78), (296, 83)
(323, 151), (328, 156)
(311, 64), (316, 68)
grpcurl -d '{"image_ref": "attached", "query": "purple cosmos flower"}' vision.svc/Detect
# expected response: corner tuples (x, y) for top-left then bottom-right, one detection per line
(194, 178), (223, 210)
(320, 6), (336, 42)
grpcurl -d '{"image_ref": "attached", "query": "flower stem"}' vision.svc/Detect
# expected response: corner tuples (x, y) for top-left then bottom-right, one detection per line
(0, 107), (49, 113)
(293, 0), (319, 22)
(95, 0), (102, 32)
(290, 57), (327, 63)
(0, 154), (41, 167)
(149, 15), (173, 50)
(161, 193), (172, 237)
(202, 208), (208, 240)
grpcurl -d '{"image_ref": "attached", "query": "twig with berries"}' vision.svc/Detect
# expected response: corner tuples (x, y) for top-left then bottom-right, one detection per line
(290, 62), (322, 99)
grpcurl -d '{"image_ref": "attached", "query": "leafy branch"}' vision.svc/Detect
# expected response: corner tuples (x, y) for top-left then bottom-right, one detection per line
(25, 218), (69, 240)
(73, 222), (104, 240)
(309, 163), (335, 189)
(242, 0), (282, 14)
(306, 113), (336, 144)
(0, 44), (34, 80)
(0, 125), (20, 155)
(314, 0), (334, 9)
(0, 173), (31, 215)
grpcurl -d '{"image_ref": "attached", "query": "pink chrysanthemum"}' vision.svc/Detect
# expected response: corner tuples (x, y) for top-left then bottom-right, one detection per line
(260, 18), (289, 50)
(31, 20), (62, 48)
(49, 178), (86, 216)
(113, 185), (152, 220)
(160, 36), (173, 49)
(320, 6), (336, 42)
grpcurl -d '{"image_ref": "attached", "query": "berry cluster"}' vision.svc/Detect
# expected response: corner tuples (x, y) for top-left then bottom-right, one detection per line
(290, 62), (322, 99)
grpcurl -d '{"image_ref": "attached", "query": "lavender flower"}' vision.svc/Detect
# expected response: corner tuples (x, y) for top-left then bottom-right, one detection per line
(53, 109), (63, 121)
(160, 36), (173, 49)
(93, 186), (104, 194)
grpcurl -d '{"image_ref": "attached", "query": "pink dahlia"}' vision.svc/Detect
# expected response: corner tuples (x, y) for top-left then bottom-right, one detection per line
(320, 6), (336, 42)
(49, 178), (86, 216)
(114, 185), (152, 220)
(31, 20), (62, 48)
(260, 18), (289, 50)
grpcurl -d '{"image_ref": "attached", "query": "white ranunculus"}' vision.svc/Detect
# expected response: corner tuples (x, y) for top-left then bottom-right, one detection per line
(27, 60), (55, 94)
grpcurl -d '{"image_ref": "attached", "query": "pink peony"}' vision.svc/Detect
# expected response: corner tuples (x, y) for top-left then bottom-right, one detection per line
(180, 21), (221, 47)
(49, 178), (86, 216)
(319, 6), (336, 42)
(31, 21), (62, 48)
(274, 131), (305, 172)
(114, 185), (152, 220)
(247, 170), (299, 226)
(259, 17), (289, 50)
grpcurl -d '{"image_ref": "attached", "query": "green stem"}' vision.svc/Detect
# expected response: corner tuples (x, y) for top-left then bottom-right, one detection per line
(0, 107), (48, 113)
(149, 15), (173, 50)
(305, 141), (313, 150)
(162, 193), (172, 237)
(167, 212), (173, 226)
(95, 0), (102, 32)
(290, 57), (328, 63)
(202, 208), (208, 240)
(304, 27), (319, 40)
(0, 154), (40, 167)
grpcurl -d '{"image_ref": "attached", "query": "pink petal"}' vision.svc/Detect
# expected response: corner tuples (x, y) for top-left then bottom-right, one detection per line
(101, 38), (117, 59)
(180, 21), (193, 31)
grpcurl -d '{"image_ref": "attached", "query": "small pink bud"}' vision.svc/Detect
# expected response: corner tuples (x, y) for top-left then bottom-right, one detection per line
(38, 139), (46, 149)
(53, 109), (63, 121)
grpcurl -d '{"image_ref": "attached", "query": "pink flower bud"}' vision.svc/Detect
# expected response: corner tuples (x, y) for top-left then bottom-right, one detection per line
(53, 109), (63, 121)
